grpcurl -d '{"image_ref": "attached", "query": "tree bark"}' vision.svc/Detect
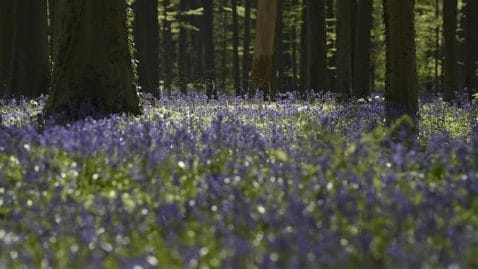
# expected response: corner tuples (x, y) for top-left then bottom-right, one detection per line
(300, 0), (310, 93)
(162, 0), (174, 94)
(5, 0), (50, 98)
(203, 0), (217, 99)
(250, 0), (278, 99)
(309, 0), (328, 92)
(463, 0), (478, 100)
(232, 0), (241, 96)
(242, 0), (252, 94)
(178, 0), (188, 94)
(133, 0), (159, 97)
(336, 0), (352, 99)
(45, 0), (140, 117)
(352, 0), (373, 98)
(0, 0), (13, 95)
(383, 0), (418, 124)
(443, 0), (458, 102)
(326, 0), (336, 91)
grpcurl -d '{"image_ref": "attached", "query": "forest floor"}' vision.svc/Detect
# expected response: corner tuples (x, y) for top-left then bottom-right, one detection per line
(0, 93), (477, 268)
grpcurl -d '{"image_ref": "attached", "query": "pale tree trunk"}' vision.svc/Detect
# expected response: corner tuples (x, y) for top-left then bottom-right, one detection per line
(0, 0), (13, 95)
(45, 0), (140, 117)
(133, 0), (159, 97)
(250, 0), (278, 99)
(443, 0), (458, 102)
(6, 0), (50, 98)
(353, 0), (373, 98)
(309, 0), (328, 92)
(336, 0), (352, 99)
(383, 0), (418, 125)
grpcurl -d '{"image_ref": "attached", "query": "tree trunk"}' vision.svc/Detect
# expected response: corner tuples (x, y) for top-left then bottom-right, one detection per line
(203, 0), (217, 99)
(326, 0), (336, 91)
(232, 0), (241, 96)
(0, 0), (13, 95)
(6, 0), (50, 98)
(383, 0), (418, 124)
(300, 0), (310, 93)
(352, 0), (373, 98)
(221, 0), (228, 91)
(133, 0), (159, 97)
(162, 0), (174, 94)
(45, 0), (140, 117)
(336, 0), (352, 99)
(274, 0), (286, 93)
(463, 0), (478, 100)
(250, 0), (278, 99)
(443, 0), (458, 102)
(178, 0), (188, 94)
(309, 0), (328, 92)
(242, 0), (252, 94)
(190, 0), (204, 88)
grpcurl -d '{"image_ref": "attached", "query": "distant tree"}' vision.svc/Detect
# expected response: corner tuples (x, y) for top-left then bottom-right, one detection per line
(0, 0), (13, 95)
(133, 0), (160, 97)
(250, 0), (278, 98)
(309, 0), (328, 92)
(383, 0), (418, 124)
(178, 0), (189, 94)
(203, 0), (217, 99)
(353, 0), (373, 98)
(463, 0), (478, 100)
(300, 0), (310, 93)
(443, 0), (458, 102)
(326, 0), (336, 91)
(2, 0), (50, 98)
(336, 0), (352, 99)
(242, 0), (252, 93)
(232, 0), (241, 96)
(45, 0), (140, 117)
(162, 0), (174, 93)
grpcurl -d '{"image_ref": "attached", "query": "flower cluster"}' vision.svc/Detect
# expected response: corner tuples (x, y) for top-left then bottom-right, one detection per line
(0, 93), (477, 268)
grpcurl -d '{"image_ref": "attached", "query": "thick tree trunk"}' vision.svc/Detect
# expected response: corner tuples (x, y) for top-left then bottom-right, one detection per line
(133, 0), (159, 97)
(309, 0), (328, 92)
(383, 0), (418, 124)
(463, 0), (478, 100)
(6, 0), (50, 98)
(162, 0), (174, 94)
(353, 0), (373, 98)
(0, 0), (13, 95)
(178, 0), (188, 94)
(242, 0), (252, 94)
(250, 0), (278, 99)
(203, 0), (217, 99)
(443, 0), (458, 102)
(336, 0), (352, 99)
(45, 0), (140, 117)
(232, 0), (241, 96)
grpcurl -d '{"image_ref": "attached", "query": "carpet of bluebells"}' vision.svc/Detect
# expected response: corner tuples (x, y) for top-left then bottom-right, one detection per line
(0, 93), (477, 269)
